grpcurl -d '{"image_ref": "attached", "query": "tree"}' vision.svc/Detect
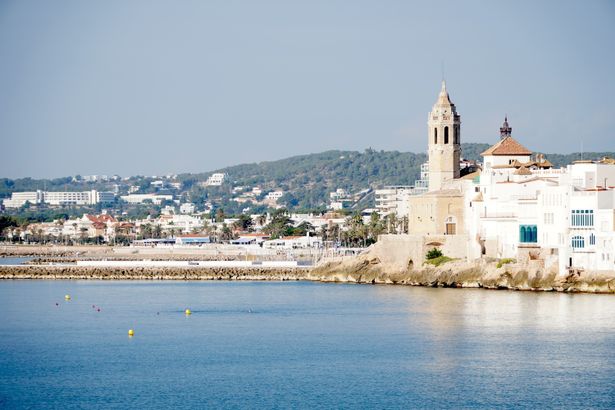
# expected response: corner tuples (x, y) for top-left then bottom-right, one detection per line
(220, 223), (234, 241)
(141, 223), (153, 239)
(263, 209), (293, 239)
(345, 212), (367, 246)
(232, 214), (253, 232)
(368, 212), (384, 241)
(384, 213), (398, 234)
(0, 216), (18, 239)
(256, 214), (267, 227)
(215, 208), (225, 223)
(292, 221), (314, 236)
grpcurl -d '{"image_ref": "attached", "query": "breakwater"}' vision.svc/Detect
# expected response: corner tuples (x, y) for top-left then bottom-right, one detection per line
(1, 264), (614, 293)
(0, 265), (307, 281)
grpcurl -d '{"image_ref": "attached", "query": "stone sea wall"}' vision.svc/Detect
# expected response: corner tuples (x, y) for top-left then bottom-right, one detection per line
(0, 265), (307, 281)
(311, 258), (615, 293)
(1, 262), (615, 293)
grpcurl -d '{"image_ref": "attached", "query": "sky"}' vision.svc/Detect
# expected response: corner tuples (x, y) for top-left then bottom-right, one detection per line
(0, 0), (614, 178)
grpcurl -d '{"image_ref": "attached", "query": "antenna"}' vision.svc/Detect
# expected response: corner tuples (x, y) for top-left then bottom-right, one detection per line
(441, 60), (445, 82)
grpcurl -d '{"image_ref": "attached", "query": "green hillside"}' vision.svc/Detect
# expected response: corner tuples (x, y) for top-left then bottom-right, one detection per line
(2, 143), (614, 214)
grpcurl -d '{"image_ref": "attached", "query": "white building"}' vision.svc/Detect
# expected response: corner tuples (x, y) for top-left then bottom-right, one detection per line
(3, 190), (115, 208)
(180, 203), (196, 214)
(265, 191), (284, 201)
(120, 194), (173, 205)
(462, 119), (615, 276)
(374, 163), (431, 217)
(375, 187), (414, 216)
(2, 191), (44, 208)
(251, 187), (262, 196)
(158, 214), (203, 233)
(328, 189), (352, 210)
(263, 235), (322, 249)
(204, 173), (226, 186)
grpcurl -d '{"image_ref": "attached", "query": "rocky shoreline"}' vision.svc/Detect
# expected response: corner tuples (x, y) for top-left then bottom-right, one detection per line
(1, 263), (614, 293)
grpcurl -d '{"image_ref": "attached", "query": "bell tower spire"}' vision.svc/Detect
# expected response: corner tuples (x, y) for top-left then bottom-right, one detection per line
(500, 115), (512, 139)
(427, 81), (461, 191)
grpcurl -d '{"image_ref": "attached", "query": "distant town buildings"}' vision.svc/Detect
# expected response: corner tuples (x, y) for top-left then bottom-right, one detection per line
(204, 173), (226, 186)
(180, 203), (196, 214)
(375, 186), (414, 216)
(2, 190), (115, 208)
(265, 191), (284, 201)
(120, 194), (173, 205)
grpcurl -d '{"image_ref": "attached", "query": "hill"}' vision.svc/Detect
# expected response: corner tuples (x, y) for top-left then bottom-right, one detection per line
(2, 143), (615, 214)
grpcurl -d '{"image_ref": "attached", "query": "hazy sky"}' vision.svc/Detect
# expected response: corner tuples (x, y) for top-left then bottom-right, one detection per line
(1, 0), (614, 178)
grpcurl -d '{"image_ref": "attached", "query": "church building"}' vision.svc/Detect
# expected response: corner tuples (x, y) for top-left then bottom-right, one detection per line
(402, 81), (615, 277)
(407, 82), (467, 236)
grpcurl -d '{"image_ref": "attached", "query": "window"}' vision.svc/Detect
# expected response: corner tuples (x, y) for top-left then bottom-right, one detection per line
(571, 235), (585, 249)
(589, 233), (596, 246)
(434, 128), (438, 144)
(544, 213), (554, 224)
(445, 216), (456, 235)
(454, 126), (459, 144)
(519, 225), (538, 243)
(444, 126), (449, 144)
(571, 210), (594, 227)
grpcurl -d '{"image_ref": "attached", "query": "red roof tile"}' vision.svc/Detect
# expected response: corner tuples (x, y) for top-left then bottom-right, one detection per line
(481, 136), (532, 156)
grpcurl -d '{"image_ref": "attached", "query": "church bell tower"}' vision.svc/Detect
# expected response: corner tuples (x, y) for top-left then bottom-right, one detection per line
(427, 81), (461, 191)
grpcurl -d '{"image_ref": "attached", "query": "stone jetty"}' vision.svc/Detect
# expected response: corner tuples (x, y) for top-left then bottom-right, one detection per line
(0, 265), (307, 281)
(1, 262), (615, 293)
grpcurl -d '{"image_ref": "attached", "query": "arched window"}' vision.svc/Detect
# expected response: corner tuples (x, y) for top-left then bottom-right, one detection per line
(520, 226), (527, 243)
(571, 235), (585, 249)
(444, 126), (449, 144)
(589, 233), (596, 246)
(434, 128), (438, 144)
(454, 126), (459, 144)
(520, 225), (538, 243)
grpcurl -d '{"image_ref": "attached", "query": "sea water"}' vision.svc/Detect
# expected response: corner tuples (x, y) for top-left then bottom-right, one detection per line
(0, 280), (613, 409)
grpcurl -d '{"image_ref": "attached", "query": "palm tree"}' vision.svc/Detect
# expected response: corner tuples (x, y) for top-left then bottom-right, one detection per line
(220, 223), (234, 241)
(141, 223), (153, 239)
(368, 212), (384, 240)
(319, 225), (329, 242)
(153, 224), (162, 239)
(385, 213), (398, 234)
(256, 213), (267, 227)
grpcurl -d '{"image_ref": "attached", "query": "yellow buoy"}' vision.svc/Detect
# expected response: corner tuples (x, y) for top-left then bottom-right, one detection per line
(64, 294), (71, 300)
(185, 309), (192, 315)
(128, 329), (134, 337)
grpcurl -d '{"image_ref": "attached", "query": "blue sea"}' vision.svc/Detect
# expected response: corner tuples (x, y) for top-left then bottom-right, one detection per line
(0, 280), (614, 409)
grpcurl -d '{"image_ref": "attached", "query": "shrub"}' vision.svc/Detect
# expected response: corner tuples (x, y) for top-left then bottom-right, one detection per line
(425, 255), (454, 267)
(426, 248), (443, 260)
(496, 258), (516, 269)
